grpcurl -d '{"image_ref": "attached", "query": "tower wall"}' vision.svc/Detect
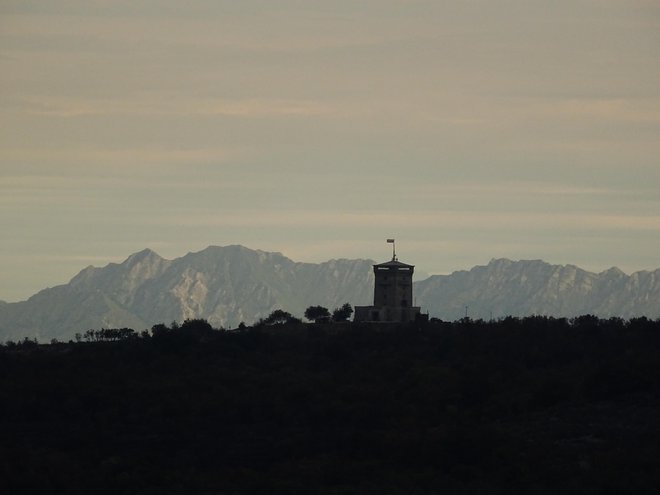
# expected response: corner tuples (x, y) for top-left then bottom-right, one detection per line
(373, 264), (413, 308)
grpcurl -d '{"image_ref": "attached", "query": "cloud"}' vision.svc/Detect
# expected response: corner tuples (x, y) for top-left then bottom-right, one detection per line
(143, 208), (660, 233)
(0, 146), (241, 172)
(3, 94), (333, 119)
(415, 181), (620, 198)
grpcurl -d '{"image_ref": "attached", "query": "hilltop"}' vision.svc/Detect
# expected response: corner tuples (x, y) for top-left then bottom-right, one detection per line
(2, 317), (660, 494)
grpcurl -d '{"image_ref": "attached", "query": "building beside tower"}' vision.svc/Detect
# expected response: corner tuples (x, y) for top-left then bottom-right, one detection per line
(353, 240), (423, 323)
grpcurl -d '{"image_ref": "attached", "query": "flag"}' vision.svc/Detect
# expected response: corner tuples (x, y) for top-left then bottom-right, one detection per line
(386, 239), (395, 243)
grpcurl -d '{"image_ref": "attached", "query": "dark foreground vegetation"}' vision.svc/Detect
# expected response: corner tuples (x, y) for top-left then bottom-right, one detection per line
(2, 316), (660, 494)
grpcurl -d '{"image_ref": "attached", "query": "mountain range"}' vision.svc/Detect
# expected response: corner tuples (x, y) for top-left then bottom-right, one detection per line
(1, 245), (658, 341)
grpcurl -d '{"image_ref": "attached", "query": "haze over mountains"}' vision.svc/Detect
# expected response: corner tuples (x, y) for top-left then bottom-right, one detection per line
(1, 245), (659, 341)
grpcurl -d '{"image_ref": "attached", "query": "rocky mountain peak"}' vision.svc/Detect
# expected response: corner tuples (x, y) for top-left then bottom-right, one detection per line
(602, 266), (626, 275)
(124, 248), (162, 265)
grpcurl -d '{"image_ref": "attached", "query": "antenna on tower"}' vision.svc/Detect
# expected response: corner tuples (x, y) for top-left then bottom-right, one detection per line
(386, 238), (396, 260)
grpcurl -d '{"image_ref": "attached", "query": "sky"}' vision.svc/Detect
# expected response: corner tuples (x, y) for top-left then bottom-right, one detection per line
(1, 0), (659, 302)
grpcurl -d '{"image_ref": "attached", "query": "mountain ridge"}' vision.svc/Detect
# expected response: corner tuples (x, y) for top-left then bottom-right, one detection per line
(417, 257), (660, 320)
(1, 247), (659, 341)
(0, 245), (376, 341)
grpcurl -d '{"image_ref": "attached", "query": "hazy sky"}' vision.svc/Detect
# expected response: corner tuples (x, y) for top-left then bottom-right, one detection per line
(2, 1), (659, 302)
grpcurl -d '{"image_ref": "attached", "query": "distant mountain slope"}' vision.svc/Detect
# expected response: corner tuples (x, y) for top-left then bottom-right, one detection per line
(415, 258), (660, 321)
(0, 246), (375, 342)
(1, 250), (659, 342)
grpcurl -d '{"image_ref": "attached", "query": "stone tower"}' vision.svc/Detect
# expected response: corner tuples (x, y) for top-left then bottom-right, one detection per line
(354, 241), (422, 323)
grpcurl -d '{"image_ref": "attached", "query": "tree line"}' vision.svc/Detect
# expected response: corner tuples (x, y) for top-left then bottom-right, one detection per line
(3, 307), (659, 348)
(2, 303), (355, 347)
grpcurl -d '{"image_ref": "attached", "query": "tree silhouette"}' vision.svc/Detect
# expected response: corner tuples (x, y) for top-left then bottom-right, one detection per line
(263, 309), (300, 325)
(304, 305), (331, 322)
(332, 303), (353, 322)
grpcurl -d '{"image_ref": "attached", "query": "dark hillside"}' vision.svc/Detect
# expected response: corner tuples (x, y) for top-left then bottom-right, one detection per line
(1, 317), (660, 494)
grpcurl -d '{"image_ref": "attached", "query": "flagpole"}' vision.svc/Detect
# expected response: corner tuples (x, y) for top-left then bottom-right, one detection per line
(386, 238), (396, 261)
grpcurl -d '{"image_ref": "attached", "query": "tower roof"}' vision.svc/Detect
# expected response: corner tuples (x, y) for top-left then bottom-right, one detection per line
(374, 259), (415, 269)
